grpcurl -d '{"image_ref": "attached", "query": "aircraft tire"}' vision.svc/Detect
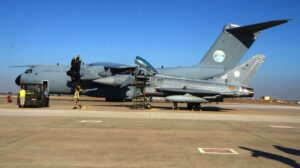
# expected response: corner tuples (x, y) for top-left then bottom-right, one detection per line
(194, 103), (201, 111)
(189, 103), (201, 111)
(145, 103), (152, 109)
(187, 103), (192, 110)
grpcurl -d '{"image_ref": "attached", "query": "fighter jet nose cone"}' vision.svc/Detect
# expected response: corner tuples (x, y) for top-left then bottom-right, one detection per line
(15, 75), (21, 86)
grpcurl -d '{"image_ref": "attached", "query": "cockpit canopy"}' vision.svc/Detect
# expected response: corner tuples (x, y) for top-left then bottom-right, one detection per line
(134, 56), (158, 74)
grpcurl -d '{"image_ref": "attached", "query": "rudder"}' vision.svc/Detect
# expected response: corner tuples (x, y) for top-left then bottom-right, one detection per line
(220, 54), (266, 87)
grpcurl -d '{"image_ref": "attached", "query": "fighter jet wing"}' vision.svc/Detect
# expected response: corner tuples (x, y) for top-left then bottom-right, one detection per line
(156, 88), (220, 96)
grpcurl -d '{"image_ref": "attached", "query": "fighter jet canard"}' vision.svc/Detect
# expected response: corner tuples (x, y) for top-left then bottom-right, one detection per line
(156, 19), (288, 80)
(134, 54), (265, 110)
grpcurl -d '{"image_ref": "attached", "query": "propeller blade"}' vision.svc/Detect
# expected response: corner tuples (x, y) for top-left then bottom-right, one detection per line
(67, 54), (83, 92)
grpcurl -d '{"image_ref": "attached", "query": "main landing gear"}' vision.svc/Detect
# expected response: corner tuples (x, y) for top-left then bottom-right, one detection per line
(187, 103), (201, 111)
(172, 102), (202, 111)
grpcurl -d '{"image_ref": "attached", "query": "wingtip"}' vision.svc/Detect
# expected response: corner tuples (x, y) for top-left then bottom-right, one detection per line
(278, 19), (291, 23)
(253, 54), (266, 60)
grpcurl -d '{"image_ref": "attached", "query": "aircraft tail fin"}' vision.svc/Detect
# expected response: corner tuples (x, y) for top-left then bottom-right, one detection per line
(197, 20), (288, 69)
(220, 54), (266, 87)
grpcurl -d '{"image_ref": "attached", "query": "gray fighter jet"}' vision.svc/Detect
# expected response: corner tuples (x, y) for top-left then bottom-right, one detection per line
(14, 20), (286, 101)
(134, 54), (265, 110)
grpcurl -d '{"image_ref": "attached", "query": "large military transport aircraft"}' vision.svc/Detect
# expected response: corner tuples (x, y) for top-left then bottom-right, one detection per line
(14, 20), (287, 101)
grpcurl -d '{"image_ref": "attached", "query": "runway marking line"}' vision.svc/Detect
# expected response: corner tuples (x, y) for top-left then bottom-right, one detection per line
(80, 120), (101, 123)
(198, 148), (239, 154)
(269, 125), (294, 129)
(0, 104), (13, 106)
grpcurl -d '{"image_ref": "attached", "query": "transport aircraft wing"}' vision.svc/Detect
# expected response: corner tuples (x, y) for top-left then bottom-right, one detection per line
(10, 65), (42, 68)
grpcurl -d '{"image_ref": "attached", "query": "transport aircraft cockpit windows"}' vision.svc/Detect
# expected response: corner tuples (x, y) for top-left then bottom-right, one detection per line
(25, 68), (32, 73)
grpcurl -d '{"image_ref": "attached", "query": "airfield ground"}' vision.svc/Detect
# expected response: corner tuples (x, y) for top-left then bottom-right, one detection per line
(0, 96), (299, 168)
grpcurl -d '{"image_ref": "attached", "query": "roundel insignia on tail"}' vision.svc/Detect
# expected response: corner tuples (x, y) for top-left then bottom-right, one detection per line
(234, 71), (240, 77)
(213, 50), (225, 63)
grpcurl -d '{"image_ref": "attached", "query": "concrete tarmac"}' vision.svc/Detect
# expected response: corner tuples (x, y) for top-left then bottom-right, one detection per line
(0, 99), (299, 168)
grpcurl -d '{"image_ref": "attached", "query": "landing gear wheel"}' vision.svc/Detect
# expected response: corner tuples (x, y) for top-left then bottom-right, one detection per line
(194, 103), (201, 111)
(145, 103), (152, 109)
(187, 103), (192, 110)
(187, 103), (201, 111)
(173, 102), (178, 110)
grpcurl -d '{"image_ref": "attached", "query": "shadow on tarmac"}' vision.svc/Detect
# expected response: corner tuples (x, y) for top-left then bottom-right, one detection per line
(274, 145), (300, 157)
(200, 106), (234, 112)
(240, 146), (300, 168)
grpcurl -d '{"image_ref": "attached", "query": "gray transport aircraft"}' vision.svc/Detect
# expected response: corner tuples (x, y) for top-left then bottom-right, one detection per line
(135, 54), (265, 110)
(14, 20), (287, 101)
(14, 56), (137, 101)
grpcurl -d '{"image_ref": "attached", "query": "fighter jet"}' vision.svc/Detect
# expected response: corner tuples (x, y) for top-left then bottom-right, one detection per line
(133, 54), (265, 110)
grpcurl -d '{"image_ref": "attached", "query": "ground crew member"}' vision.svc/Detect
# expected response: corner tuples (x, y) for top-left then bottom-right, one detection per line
(7, 94), (12, 103)
(19, 88), (26, 108)
(73, 88), (81, 109)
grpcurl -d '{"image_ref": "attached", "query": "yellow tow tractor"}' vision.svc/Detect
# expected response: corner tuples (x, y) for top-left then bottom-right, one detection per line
(18, 83), (49, 108)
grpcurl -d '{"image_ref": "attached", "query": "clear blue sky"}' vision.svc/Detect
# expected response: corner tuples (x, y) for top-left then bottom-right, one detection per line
(0, 0), (299, 100)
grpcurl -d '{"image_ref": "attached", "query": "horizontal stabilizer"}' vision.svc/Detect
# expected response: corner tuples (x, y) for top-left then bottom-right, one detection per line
(227, 19), (290, 33)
